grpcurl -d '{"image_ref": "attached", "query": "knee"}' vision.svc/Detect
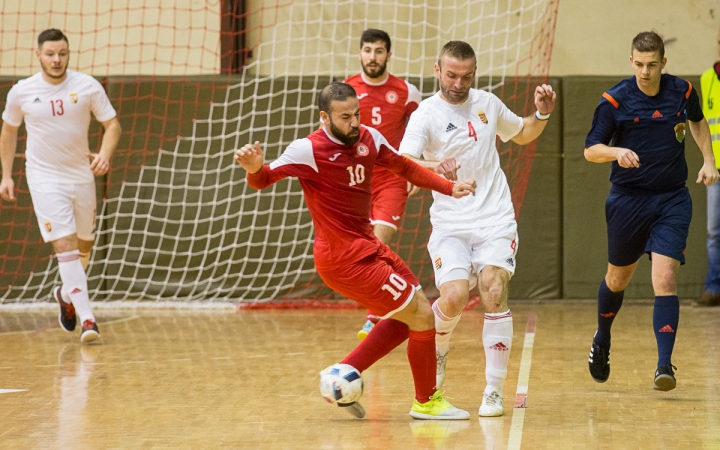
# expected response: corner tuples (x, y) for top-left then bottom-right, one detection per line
(439, 286), (469, 317)
(653, 273), (677, 295)
(605, 274), (629, 292)
(412, 292), (435, 329)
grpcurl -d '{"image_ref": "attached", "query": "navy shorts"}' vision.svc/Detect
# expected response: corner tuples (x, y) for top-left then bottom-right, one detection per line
(606, 186), (692, 266)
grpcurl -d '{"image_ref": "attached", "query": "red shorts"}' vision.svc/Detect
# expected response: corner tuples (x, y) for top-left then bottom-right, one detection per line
(370, 167), (408, 230)
(317, 245), (419, 318)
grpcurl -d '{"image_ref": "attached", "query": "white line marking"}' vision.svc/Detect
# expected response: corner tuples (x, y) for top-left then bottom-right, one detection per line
(507, 313), (537, 450)
(0, 389), (28, 394)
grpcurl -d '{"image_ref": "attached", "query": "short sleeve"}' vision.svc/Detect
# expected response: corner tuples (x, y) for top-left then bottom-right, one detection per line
(686, 86), (703, 122)
(399, 108), (430, 158)
(89, 78), (117, 123)
(494, 95), (524, 143)
(585, 100), (617, 148)
(404, 81), (422, 117)
(1, 85), (24, 127)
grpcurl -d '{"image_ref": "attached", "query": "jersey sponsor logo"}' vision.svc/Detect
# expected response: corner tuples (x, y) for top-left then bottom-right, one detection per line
(445, 123), (457, 132)
(652, 110), (663, 118)
(33, 97), (42, 103)
(329, 152), (341, 161)
(69, 92), (78, 103)
(478, 110), (488, 125)
(434, 255), (442, 270)
(357, 93), (369, 100)
(385, 91), (398, 104)
(356, 143), (369, 156)
(674, 122), (685, 143)
(44, 221), (52, 232)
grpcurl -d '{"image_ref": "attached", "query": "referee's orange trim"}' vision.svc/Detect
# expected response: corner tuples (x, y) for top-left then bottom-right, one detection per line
(685, 81), (692, 99)
(602, 92), (619, 108)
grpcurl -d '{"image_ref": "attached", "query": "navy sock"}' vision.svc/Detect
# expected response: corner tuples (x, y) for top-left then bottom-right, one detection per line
(595, 279), (624, 348)
(653, 295), (679, 367)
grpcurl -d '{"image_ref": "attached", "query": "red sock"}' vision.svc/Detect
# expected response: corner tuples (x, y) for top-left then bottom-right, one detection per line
(342, 318), (409, 372)
(407, 328), (436, 403)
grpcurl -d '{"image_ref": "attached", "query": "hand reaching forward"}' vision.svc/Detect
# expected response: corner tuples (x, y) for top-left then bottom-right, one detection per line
(436, 157), (461, 181)
(452, 179), (476, 198)
(234, 141), (265, 174)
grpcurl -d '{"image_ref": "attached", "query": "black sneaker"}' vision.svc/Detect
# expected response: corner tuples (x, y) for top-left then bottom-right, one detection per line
(80, 319), (101, 344)
(588, 335), (610, 383)
(54, 286), (76, 332)
(653, 364), (677, 391)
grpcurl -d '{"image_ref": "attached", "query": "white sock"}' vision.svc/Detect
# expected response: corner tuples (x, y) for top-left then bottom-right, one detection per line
(483, 309), (513, 390)
(433, 301), (462, 355)
(57, 250), (95, 324)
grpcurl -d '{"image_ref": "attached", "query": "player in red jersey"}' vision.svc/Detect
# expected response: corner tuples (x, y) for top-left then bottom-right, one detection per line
(345, 29), (423, 339)
(235, 82), (476, 420)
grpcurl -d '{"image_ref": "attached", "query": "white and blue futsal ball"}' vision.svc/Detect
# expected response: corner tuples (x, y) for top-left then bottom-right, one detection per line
(319, 363), (364, 404)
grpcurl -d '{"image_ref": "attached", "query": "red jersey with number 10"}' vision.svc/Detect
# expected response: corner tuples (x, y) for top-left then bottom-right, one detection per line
(246, 125), (454, 269)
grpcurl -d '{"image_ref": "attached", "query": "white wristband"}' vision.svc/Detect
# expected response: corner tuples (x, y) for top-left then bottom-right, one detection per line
(535, 110), (551, 121)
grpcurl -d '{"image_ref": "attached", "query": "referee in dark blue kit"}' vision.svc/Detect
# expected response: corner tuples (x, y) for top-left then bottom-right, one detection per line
(584, 31), (719, 391)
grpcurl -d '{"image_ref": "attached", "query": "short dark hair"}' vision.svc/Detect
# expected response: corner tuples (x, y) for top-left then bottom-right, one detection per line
(360, 29), (391, 52)
(631, 31), (665, 59)
(38, 29), (68, 48)
(438, 40), (476, 68)
(318, 82), (357, 113)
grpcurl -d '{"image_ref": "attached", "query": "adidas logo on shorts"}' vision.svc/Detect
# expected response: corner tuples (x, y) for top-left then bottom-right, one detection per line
(505, 258), (514, 267)
(445, 123), (457, 132)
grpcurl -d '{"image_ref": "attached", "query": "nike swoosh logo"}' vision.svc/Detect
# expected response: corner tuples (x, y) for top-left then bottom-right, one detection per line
(329, 152), (341, 161)
(357, 93), (368, 99)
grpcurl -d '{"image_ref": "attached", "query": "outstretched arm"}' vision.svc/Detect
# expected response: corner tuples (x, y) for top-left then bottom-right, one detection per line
(688, 118), (719, 186)
(511, 84), (557, 145)
(0, 122), (19, 201)
(387, 152), (475, 198)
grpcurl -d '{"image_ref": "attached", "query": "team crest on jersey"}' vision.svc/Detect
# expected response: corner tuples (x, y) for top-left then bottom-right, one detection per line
(674, 122), (685, 143)
(385, 91), (398, 104)
(44, 221), (52, 232)
(356, 143), (369, 156)
(69, 92), (78, 103)
(434, 255), (442, 270)
(478, 111), (488, 125)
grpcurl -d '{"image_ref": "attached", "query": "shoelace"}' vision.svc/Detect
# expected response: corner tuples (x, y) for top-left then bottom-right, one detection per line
(484, 392), (501, 406)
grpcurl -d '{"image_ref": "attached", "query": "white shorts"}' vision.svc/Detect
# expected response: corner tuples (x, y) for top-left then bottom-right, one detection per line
(28, 181), (97, 243)
(427, 222), (518, 289)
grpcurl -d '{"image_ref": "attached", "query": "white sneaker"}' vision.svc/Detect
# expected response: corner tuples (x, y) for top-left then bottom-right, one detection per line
(478, 387), (504, 417)
(436, 350), (449, 389)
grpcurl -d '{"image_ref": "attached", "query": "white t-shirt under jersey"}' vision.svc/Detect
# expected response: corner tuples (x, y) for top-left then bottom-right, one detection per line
(2, 70), (117, 185)
(399, 89), (524, 229)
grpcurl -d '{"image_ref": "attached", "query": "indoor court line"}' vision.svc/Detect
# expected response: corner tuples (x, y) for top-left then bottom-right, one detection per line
(507, 313), (537, 450)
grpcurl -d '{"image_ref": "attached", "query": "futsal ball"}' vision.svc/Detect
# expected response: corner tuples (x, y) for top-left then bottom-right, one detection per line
(319, 363), (364, 404)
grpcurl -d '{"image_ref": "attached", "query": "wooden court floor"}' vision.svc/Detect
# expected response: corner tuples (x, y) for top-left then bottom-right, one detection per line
(1, 300), (719, 449)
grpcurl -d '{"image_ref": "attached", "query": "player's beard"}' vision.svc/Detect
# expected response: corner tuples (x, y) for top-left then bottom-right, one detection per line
(329, 119), (360, 146)
(40, 60), (68, 80)
(439, 82), (469, 105)
(361, 60), (387, 79)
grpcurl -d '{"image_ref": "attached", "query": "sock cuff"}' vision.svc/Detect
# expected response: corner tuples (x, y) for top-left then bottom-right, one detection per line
(485, 309), (512, 322)
(655, 295), (679, 305)
(56, 250), (80, 263)
(600, 279), (624, 299)
(432, 301), (460, 322)
(409, 328), (435, 341)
